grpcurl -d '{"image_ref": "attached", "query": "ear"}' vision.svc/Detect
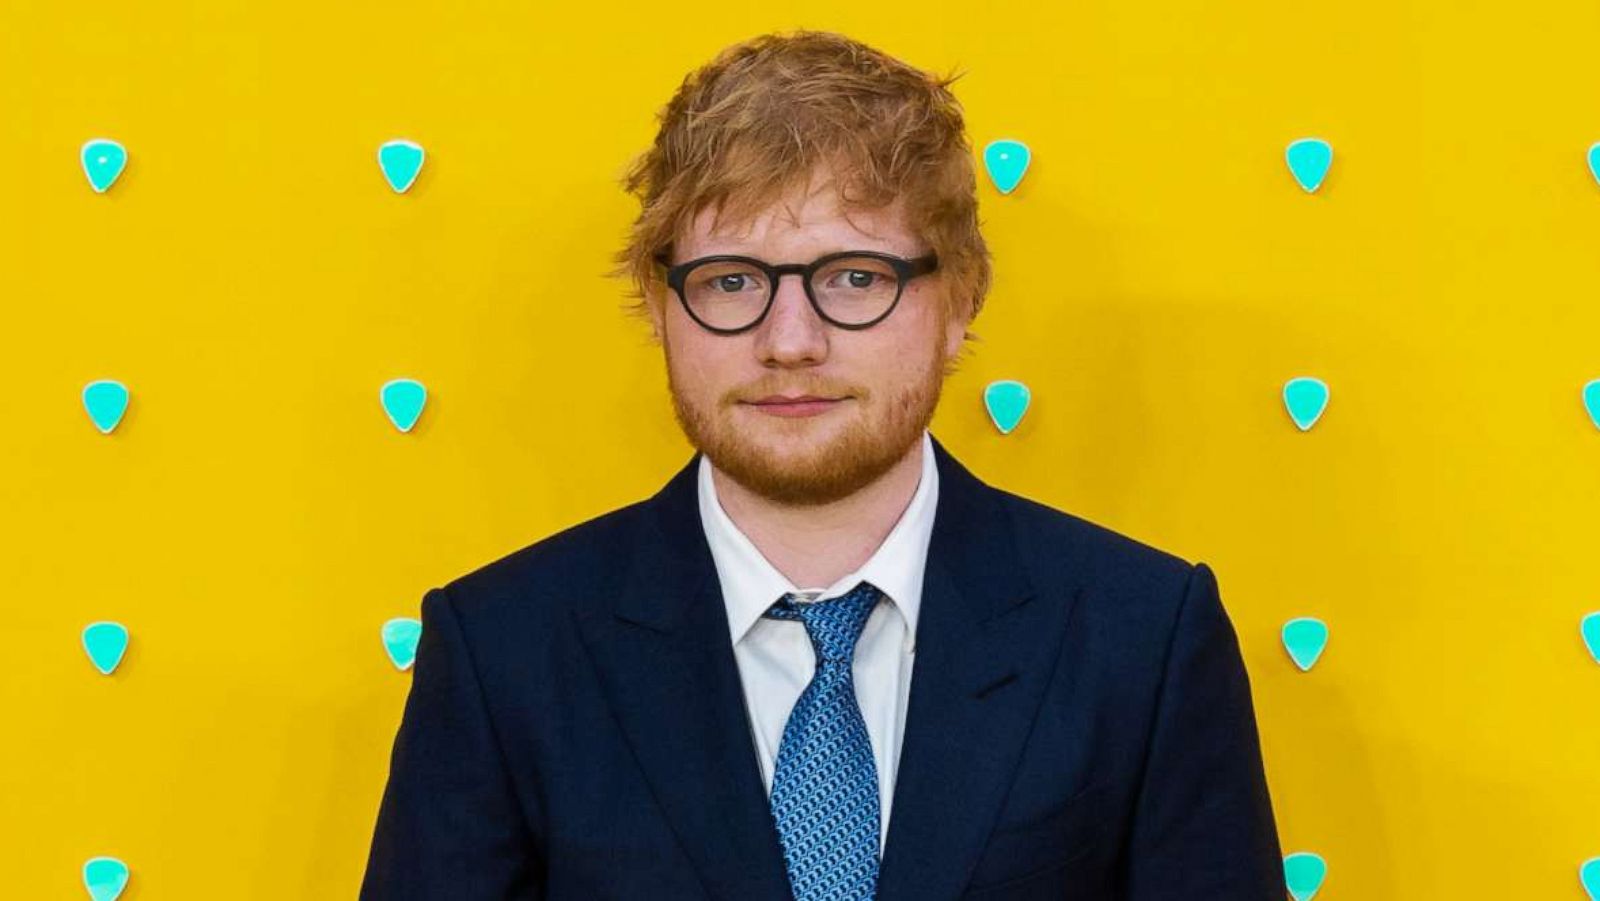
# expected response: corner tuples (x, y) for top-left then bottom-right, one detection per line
(643, 289), (667, 344)
(942, 296), (971, 360)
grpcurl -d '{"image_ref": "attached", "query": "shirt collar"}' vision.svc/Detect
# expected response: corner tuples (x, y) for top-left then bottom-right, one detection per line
(698, 429), (938, 654)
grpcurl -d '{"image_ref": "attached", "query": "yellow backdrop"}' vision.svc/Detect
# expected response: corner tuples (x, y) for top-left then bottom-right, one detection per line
(6, 0), (1600, 897)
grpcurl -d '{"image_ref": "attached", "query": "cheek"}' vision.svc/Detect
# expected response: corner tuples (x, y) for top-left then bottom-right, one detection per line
(665, 327), (738, 397)
(859, 314), (943, 374)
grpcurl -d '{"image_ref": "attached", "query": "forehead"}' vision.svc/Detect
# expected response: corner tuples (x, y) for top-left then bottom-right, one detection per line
(678, 171), (917, 257)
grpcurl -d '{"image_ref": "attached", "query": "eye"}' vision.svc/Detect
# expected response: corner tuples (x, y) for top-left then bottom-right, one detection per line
(825, 269), (882, 290)
(688, 262), (767, 297)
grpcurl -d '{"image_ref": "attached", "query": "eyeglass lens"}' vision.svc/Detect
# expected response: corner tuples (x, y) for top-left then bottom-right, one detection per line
(681, 255), (903, 330)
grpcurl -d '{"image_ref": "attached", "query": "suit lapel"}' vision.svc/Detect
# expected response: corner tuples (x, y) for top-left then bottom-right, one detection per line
(877, 435), (1086, 900)
(574, 433), (1086, 901)
(573, 451), (794, 901)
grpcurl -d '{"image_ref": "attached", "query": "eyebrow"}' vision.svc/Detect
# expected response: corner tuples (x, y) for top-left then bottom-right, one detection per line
(678, 245), (918, 260)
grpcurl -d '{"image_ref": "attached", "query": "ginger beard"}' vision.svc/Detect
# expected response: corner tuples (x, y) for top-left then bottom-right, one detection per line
(662, 305), (953, 508)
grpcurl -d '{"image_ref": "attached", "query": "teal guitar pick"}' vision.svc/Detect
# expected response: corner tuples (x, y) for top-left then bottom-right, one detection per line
(80, 139), (128, 193)
(1283, 851), (1327, 901)
(983, 380), (1031, 434)
(1588, 142), (1600, 188)
(83, 856), (130, 901)
(1285, 138), (1333, 193)
(1581, 856), (1600, 899)
(82, 380), (129, 434)
(1581, 612), (1600, 664)
(1583, 379), (1600, 429)
(382, 617), (423, 670)
(1283, 376), (1329, 431)
(982, 139), (1031, 194)
(378, 139), (425, 193)
(1281, 617), (1329, 672)
(380, 378), (427, 432)
(82, 622), (130, 675)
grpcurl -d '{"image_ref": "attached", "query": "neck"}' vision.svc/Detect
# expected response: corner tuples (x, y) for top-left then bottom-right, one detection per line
(710, 437), (925, 590)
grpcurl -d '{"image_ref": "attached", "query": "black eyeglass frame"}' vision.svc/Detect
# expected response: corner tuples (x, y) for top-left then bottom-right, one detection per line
(652, 249), (940, 335)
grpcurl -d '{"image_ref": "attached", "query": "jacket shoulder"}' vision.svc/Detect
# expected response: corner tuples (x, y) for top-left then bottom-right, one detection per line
(432, 495), (654, 622)
(988, 484), (1200, 605)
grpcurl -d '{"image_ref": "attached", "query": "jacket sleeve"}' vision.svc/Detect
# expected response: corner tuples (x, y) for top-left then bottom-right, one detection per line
(1122, 562), (1284, 899)
(360, 585), (544, 900)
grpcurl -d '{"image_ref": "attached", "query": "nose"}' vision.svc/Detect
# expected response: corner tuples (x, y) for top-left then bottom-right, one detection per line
(752, 272), (829, 365)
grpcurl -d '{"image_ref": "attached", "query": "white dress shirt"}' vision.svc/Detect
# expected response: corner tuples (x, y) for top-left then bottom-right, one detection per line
(697, 428), (938, 857)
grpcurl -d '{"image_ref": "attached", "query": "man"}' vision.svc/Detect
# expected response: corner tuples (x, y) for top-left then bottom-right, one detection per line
(360, 29), (1283, 901)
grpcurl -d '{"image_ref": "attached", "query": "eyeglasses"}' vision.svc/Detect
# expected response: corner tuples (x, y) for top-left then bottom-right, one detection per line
(652, 249), (939, 335)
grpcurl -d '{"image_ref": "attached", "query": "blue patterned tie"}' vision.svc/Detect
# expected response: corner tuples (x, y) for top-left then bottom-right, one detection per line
(762, 579), (884, 901)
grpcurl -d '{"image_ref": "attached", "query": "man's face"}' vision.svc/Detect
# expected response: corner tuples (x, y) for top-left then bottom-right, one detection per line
(650, 167), (969, 507)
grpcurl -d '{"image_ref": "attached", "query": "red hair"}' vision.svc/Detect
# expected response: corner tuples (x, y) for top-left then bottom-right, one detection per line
(609, 29), (992, 347)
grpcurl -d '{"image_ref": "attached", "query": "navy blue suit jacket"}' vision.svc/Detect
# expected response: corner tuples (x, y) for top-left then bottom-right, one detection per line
(360, 434), (1283, 899)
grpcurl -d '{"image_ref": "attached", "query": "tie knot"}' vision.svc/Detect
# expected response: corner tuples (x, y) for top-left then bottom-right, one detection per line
(765, 580), (883, 665)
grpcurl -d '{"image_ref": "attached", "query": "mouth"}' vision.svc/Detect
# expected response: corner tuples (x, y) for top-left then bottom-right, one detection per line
(741, 395), (850, 417)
